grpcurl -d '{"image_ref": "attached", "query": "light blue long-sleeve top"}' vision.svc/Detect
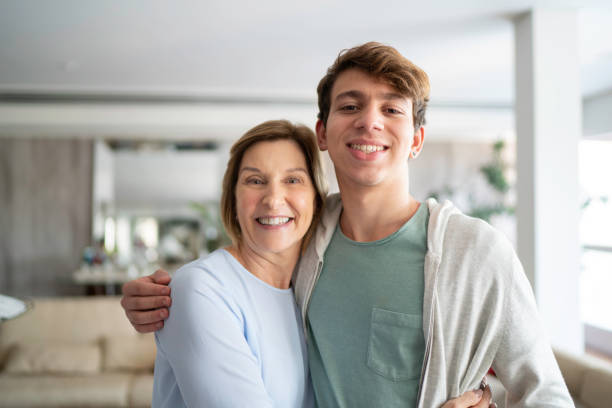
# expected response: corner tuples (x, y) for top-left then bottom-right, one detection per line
(153, 249), (314, 408)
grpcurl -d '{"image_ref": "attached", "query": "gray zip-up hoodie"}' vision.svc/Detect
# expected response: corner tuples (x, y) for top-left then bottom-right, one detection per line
(294, 194), (574, 407)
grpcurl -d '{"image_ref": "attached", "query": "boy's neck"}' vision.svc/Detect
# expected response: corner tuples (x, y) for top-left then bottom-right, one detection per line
(337, 181), (420, 242)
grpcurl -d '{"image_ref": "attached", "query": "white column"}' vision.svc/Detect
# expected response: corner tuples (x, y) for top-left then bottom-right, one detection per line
(514, 9), (584, 353)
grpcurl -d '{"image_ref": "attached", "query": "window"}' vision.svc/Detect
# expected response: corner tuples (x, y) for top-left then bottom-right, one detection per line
(579, 140), (612, 356)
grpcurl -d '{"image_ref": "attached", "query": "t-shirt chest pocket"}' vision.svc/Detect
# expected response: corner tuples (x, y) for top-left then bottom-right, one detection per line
(366, 307), (424, 382)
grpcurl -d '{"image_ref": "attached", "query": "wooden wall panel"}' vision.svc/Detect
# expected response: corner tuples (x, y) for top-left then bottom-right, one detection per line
(0, 138), (93, 297)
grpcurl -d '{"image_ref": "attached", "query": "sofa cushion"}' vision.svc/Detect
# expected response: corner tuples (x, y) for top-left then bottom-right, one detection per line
(4, 342), (101, 374)
(129, 374), (154, 407)
(580, 365), (612, 408)
(0, 373), (131, 407)
(103, 335), (156, 372)
(554, 349), (591, 397)
(0, 297), (137, 350)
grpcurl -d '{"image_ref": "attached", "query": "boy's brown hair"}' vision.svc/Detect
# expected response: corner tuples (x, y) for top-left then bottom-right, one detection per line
(317, 42), (430, 131)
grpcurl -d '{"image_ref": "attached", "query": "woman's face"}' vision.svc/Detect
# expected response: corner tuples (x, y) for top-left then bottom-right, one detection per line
(235, 139), (316, 258)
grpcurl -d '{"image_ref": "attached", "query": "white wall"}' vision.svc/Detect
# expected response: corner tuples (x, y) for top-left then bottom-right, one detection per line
(113, 149), (221, 210)
(584, 90), (612, 138)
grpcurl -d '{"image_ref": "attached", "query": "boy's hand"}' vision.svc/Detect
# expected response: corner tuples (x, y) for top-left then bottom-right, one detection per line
(121, 269), (172, 333)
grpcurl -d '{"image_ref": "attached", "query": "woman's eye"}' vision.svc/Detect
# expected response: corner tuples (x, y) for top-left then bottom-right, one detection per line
(341, 105), (358, 111)
(286, 177), (301, 184)
(247, 178), (264, 185)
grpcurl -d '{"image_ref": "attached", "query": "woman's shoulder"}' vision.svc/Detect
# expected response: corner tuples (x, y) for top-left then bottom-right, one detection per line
(170, 249), (238, 294)
(166, 249), (247, 323)
(157, 250), (247, 348)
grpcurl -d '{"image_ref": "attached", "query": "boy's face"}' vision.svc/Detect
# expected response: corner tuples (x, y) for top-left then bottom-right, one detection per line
(316, 68), (424, 190)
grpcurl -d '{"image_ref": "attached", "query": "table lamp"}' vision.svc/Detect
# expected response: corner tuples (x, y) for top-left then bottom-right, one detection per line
(0, 294), (31, 322)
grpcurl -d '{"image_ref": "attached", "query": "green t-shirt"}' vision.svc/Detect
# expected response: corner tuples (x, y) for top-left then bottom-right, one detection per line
(306, 203), (429, 408)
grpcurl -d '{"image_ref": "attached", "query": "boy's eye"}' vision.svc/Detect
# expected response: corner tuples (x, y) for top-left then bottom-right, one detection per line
(386, 107), (402, 114)
(341, 105), (358, 111)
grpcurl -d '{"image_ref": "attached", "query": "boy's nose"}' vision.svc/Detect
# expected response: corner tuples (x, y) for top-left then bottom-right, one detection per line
(355, 106), (384, 132)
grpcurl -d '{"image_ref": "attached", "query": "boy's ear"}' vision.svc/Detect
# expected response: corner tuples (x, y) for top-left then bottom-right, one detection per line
(316, 120), (328, 151)
(411, 126), (425, 159)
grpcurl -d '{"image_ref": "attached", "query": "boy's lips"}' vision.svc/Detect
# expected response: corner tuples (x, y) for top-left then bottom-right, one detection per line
(347, 142), (388, 160)
(348, 143), (387, 153)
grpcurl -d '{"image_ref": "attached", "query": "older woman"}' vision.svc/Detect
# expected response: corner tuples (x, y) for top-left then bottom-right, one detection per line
(152, 120), (327, 408)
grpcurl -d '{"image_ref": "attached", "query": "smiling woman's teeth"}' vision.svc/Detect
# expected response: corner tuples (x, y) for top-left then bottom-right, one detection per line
(350, 144), (384, 153)
(258, 217), (290, 225)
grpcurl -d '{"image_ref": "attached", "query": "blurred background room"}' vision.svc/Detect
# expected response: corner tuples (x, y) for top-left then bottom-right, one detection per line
(0, 1), (611, 407)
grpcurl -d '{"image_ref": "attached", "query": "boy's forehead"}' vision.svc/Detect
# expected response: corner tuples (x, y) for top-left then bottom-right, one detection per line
(331, 69), (412, 103)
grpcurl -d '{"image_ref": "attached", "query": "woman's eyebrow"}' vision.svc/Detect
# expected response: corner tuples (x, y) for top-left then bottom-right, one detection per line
(286, 168), (308, 174)
(239, 166), (261, 175)
(239, 167), (307, 175)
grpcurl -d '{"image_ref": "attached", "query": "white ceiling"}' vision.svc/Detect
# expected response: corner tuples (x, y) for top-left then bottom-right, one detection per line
(1, 0), (612, 107)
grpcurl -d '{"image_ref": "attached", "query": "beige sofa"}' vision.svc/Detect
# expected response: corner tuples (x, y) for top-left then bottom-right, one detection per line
(2, 297), (611, 407)
(0, 297), (155, 408)
(487, 348), (612, 408)
(554, 348), (612, 408)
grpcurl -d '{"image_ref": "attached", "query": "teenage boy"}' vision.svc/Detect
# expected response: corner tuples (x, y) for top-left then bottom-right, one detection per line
(121, 43), (573, 407)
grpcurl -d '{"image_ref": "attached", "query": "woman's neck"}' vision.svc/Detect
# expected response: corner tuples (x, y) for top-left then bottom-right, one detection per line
(225, 244), (299, 289)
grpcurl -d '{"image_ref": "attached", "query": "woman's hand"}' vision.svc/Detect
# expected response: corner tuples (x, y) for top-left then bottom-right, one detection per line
(440, 384), (497, 408)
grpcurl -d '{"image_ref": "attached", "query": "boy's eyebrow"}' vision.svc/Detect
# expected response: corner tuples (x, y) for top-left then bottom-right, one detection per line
(335, 90), (365, 101)
(335, 90), (408, 102)
(380, 92), (407, 101)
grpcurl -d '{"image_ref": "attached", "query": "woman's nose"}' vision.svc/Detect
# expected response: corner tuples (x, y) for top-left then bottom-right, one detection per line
(261, 184), (285, 209)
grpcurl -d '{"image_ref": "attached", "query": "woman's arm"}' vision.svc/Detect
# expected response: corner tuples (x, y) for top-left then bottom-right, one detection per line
(155, 265), (274, 408)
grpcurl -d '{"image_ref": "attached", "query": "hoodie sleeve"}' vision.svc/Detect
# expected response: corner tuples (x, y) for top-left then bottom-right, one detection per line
(420, 203), (574, 407)
(492, 249), (574, 407)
